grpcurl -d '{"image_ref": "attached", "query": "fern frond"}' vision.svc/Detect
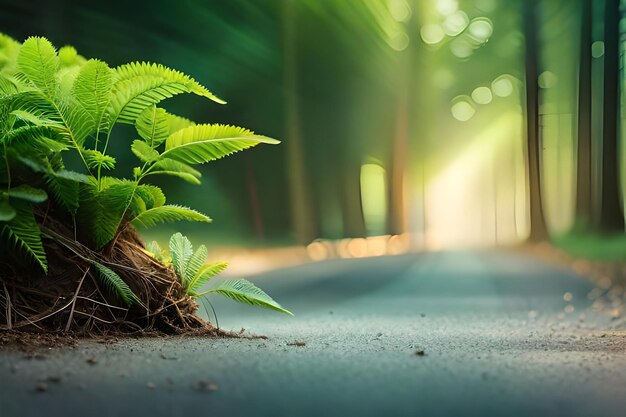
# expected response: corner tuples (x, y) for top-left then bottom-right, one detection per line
(188, 262), (228, 295)
(16, 37), (58, 97)
(131, 184), (165, 214)
(83, 149), (116, 171)
(131, 205), (211, 229)
(146, 158), (201, 185)
(201, 279), (292, 315)
(91, 261), (140, 306)
(165, 112), (195, 134)
(45, 169), (89, 214)
(183, 244), (207, 288)
(131, 139), (160, 162)
(161, 124), (279, 165)
(58, 45), (85, 67)
(135, 105), (169, 147)
(108, 62), (224, 126)
(169, 232), (193, 282)
(145, 240), (170, 264)
(69, 59), (113, 143)
(1, 203), (47, 272)
(114, 61), (224, 103)
(80, 180), (136, 248)
(0, 33), (21, 74)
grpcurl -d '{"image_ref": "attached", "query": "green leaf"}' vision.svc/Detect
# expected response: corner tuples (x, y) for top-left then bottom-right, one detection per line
(183, 244), (207, 288)
(169, 232), (193, 282)
(165, 112), (195, 134)
(6, 184), (47, 203)
(16, 37), (58, 97)
(91, 261), (140, 306)
(70, 59), (113, 143)
(134, 184), (165, 210)
(83, 149), (116, 171)
(45, 169), (89, 214)
(161, 124), (279, 165)
(189, 262), (228, 295)
(202, 279), (292, 315)
(131, 205), (211, 229)
(1, 203), (47, 272)
(108, 62), (225, 125)
(0, 199), (16, 221)
(147, 158), (201, 185)
(145, 240), (170, 264)
(131, 139), (160, 162)
(135, 105), (169, 147)
(80, 180), (136, 248)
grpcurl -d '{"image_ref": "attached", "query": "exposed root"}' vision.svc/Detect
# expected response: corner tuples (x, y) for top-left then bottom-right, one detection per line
(0, 209), (212, 336)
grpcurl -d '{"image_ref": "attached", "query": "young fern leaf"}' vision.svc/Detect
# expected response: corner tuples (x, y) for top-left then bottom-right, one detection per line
(83, 149), (116, 171)
(161, 124), (280, 165)
(165, 112), (195, 134)
(201, 279), (293, 316)
(108, 62), (225, 126)
(147, 158), (201, 185)
(1, 203), (47, 272)
(69, 59), (113, 143)
(136, 105), (169, 147)
(134, 184), (165, 210)
(16, 37), (58, 97)
(169, 232), (193, 283)
(91, 261), (140, 306)
(188, 262), (228, 295)
(145, 240), (170, 264)
(81, 180), (137, 248)
(183, 244), (207, 288)
(131, 205), (211, 229)
(131, 139), (160, 162)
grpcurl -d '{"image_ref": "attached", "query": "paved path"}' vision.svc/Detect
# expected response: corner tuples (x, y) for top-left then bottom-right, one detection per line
(1, 250), (626, 417)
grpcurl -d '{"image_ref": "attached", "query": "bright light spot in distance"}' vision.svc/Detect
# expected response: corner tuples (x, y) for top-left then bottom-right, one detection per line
(491, 75), (514, 97)
(538, 71), (558, 89)
(443, 11), (469, 36)
(592, 41), (604, 58)
(450, 37), (474, 58)
(360, 163), (388, 236)
(436, 0), (459, 16)
(467, 17), (493, 42)
(389, 31), (410, 51)
(387, 0), (411, 22)
(420, 24), (445, 45)
(471, 86), (493, 104)
(451, 97), (476, 121)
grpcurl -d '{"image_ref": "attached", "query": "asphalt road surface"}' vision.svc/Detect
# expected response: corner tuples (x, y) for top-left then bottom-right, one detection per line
(1, 250), (626, 417)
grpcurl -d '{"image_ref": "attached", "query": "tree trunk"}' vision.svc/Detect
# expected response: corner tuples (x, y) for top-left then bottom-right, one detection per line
(598, 0), (624, 232)
(283, 0), (318, 244)
(575, 0), (593, 228)
(523, 0), (550, 241)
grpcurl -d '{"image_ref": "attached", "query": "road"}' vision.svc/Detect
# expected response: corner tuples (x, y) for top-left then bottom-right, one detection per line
(1, 250), (626, 417)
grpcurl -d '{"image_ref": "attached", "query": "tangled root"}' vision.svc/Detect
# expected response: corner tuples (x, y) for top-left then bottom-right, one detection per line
(0, 211), (212, 335)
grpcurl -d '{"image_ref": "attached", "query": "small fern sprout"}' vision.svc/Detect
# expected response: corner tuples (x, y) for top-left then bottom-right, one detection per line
(167, 233), (293, 316)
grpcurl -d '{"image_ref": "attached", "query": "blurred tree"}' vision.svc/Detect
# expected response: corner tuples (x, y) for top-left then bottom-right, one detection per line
(575, 0), (593, 229)
(523, 0), (549, 241)
(598, 0), (625, 232)
(282, 0), (318, 243)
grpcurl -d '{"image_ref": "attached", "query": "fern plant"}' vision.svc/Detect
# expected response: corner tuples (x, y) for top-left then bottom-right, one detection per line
(160, 233), (292, 315)
(0, 34), (280, 314)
